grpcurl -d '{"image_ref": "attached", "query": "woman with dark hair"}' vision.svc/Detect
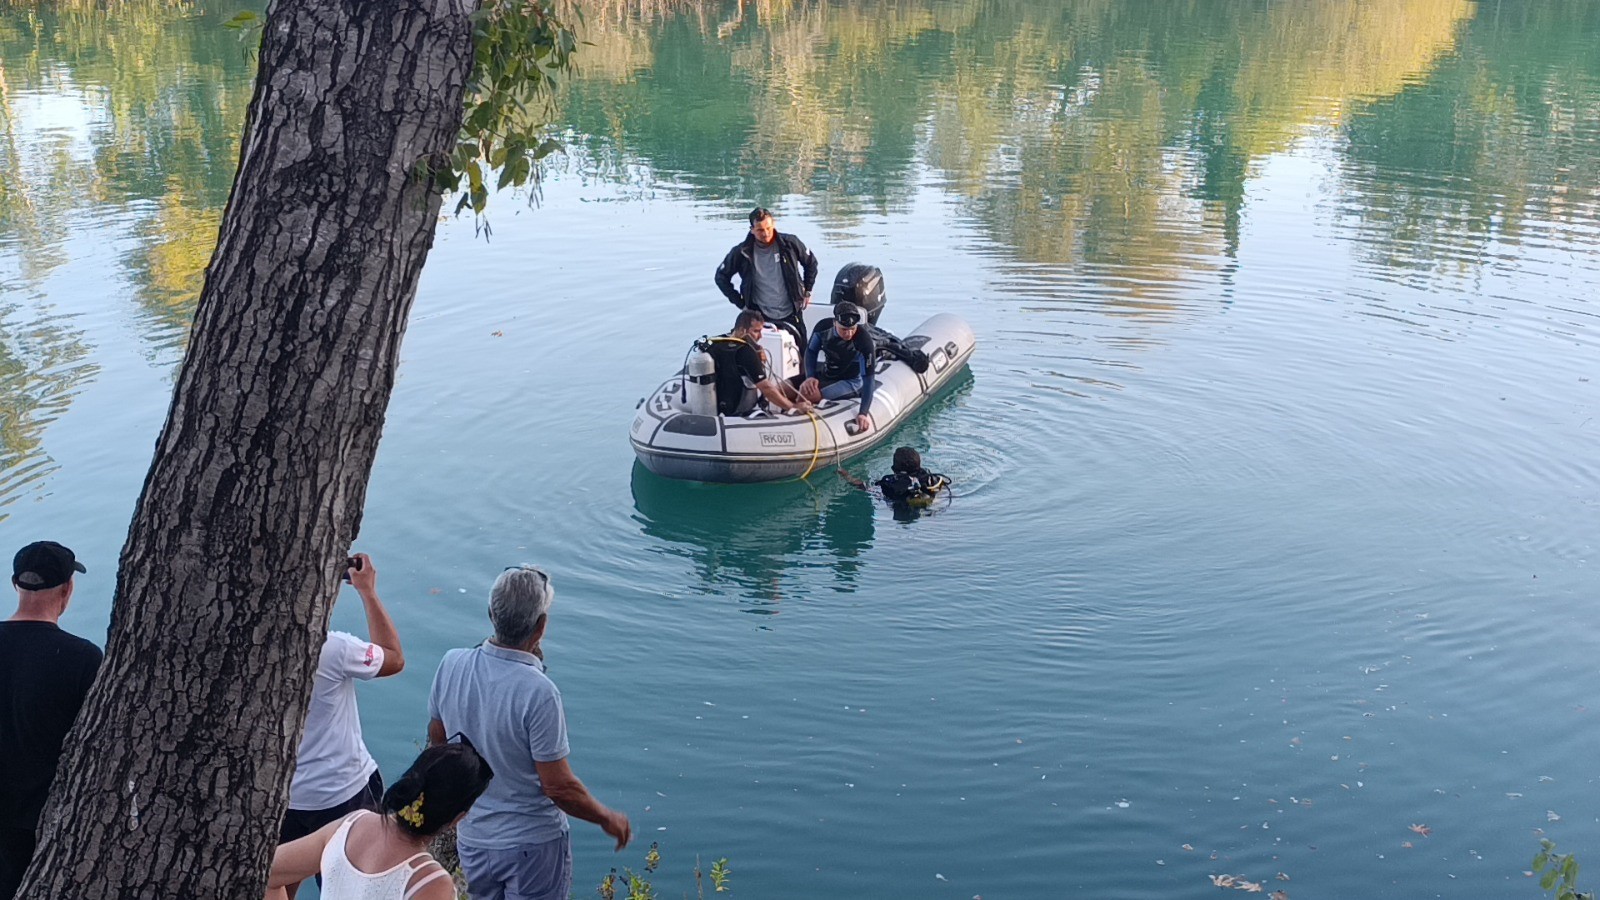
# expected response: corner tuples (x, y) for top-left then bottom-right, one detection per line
(265, 740), (493, 900)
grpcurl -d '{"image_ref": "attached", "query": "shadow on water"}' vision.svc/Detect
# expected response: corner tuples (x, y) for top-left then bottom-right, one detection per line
(628, 371), (975, 610)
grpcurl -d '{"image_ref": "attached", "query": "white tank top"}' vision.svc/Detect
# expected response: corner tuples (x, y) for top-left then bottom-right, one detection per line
(319, 812), (453, 900)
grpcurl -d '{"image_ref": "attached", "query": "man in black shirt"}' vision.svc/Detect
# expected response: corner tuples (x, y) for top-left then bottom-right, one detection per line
(0, 541), (101, 900)
(706, 311), (812, 417)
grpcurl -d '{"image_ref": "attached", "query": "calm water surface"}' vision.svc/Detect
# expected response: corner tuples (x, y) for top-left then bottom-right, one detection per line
(2, 1), (1599, 897)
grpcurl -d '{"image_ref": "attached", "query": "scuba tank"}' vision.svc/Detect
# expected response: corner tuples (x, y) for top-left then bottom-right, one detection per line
(680, 341), (718, 417)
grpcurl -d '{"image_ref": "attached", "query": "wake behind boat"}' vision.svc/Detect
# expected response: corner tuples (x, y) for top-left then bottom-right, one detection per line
(630, 309), (975, 483)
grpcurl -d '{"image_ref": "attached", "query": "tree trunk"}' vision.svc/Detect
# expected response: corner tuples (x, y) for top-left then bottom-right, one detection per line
(17, 0), (474, 895)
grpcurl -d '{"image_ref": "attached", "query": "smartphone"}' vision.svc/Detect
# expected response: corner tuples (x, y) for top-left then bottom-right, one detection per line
(341, 555), (362, 582)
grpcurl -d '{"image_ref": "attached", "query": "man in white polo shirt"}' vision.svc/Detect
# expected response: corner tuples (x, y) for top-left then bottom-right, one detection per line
(428, 565), (630, 900)
(279, 552), (404, 899)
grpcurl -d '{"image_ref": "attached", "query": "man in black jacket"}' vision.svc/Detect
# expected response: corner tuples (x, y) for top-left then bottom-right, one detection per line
(714, 207), (818, 357)
(1, 541), (101, 900)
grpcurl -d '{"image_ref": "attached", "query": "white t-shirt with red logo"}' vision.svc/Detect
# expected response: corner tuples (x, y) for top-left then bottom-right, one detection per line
(288, 631), (385, 810)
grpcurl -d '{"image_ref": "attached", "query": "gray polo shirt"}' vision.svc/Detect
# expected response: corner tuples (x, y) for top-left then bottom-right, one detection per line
(429, 642), (570, 848)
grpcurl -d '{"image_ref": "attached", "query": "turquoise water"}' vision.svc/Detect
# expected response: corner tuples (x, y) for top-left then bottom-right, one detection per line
(3, 1), (1600, 896)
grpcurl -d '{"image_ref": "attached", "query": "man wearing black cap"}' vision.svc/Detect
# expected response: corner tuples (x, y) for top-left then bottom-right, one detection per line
(801, 302), (877, 434)
(0, 541), (102, 900)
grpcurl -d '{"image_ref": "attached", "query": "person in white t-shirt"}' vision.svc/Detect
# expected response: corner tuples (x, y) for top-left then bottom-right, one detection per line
(278, 552), (404, 900)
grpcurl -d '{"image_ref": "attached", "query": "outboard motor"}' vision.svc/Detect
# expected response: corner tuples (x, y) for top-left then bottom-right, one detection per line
(831, 263), (886, 326)
(680, 344), (717, 416)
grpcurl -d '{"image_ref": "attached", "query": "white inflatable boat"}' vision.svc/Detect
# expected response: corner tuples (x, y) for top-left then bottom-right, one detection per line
(630, 312), (976, 483)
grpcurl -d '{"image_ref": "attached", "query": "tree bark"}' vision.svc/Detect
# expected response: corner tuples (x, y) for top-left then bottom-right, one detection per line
(17, 0), (475, 895)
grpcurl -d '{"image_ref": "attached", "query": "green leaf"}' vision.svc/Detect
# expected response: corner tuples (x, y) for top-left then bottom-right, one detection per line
(451, 0), (575, 217)
(1546, 868), (1563, 891)
(1539, 852), (1553, 871)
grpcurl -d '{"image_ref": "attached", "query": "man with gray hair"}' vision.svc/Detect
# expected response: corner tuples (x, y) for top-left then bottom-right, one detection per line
(428, 565), (630, 900)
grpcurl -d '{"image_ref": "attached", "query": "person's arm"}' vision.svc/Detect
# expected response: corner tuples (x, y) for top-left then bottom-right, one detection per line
(743, 343), (805, 412)
(714, 245), (743, 305)
(804, 330), (822, 384)
(795, 236), (818, 295)
(427, 718), (447, 747)
(266, 817), (345, 888)
(756, 378), (808, 413)
(855, 339), (877, 420)
(535, 757), (631, 850)
(348, 553), (403, 677)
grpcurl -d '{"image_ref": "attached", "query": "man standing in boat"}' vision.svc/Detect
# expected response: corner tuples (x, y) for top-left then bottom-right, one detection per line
(801, 302), (876, 434)
(714, 207), (818, 356)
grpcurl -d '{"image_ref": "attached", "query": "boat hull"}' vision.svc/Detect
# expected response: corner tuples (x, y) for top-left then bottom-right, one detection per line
(630, 314), (976, 483)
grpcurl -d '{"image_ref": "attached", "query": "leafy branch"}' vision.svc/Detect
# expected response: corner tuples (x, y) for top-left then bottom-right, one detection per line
(598, 844), (731, 900)
(440, 0), (578, 218)
(1535, 838), (1593, 900)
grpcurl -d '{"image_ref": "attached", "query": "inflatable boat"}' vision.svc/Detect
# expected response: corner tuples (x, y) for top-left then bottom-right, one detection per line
(630, 311), (976, 483)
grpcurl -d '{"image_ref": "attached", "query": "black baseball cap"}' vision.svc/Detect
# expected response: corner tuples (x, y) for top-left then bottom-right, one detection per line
(834, 302), (864, 327)
(12, 541), (86, 591)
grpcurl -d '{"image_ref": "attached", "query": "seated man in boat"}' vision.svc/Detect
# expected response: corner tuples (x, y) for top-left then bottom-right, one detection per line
(800, 302), (875, 434)
(706, 310), (812, 417)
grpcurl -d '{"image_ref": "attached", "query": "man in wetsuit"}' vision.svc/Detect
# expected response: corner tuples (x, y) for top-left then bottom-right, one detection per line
(800, 302), (876, 434)
(706, 311), (812, 417)
(714, 207), (818, 354)
(839, 446), (952, 519)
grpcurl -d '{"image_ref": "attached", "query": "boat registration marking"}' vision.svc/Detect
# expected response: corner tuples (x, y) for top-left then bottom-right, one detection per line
(760, 432), (797, 447)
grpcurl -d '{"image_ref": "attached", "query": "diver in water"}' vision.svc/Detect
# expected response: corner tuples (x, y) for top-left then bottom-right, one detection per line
(840, 446), (951, 518)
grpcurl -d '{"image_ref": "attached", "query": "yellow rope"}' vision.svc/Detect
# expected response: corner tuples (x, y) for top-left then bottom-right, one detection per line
(798, 409), (823, 480)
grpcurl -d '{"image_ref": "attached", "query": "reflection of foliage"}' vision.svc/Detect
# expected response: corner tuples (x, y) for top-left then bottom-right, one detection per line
(924, 0), (1473, 282)
(555, 0), (1474, 303)
(0, 0), (260, 349)
(1341, 0), (1600, 276)
(132, 184), (224, 343)
(0, 299), (98, 522)
(0, 0), (242, 509)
